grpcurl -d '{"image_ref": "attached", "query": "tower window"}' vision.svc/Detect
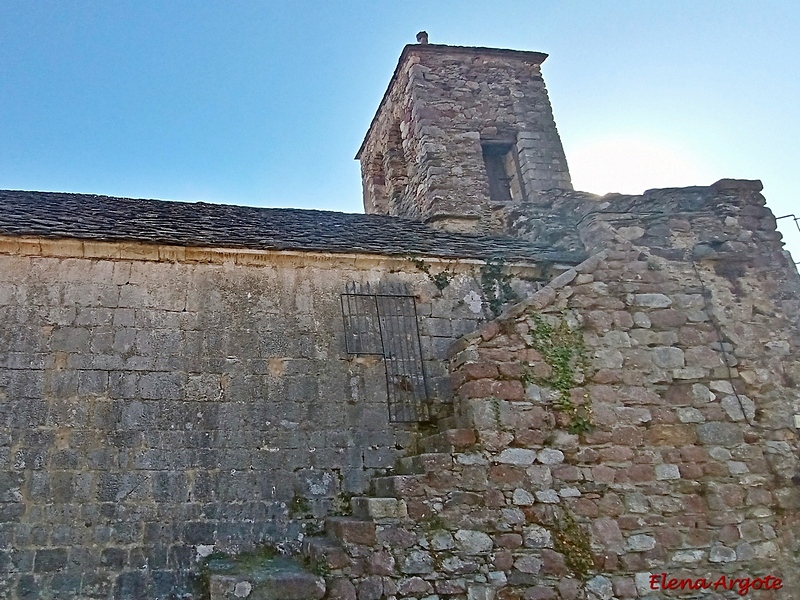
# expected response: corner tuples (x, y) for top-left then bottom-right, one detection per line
(482, 141), (525, 203)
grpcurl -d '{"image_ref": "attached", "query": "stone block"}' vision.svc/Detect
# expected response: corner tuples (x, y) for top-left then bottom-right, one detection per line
(536, 449), (564, 465)
(497, 448), (537, 466)
(462, 362), (500, 381)
(651, 347), (684, 369)
(460, 398), (502, 430)
(586, 575), (613, 600)
(50, 327), (90, 352)
(326, 517), (376, 546)
(454, 529), (493, 554)
(423, 317), (452, 337)
(100, 547), (127, 570)
(549, 268), (577, 289)
(351, 497), (407, 520)
(398, 577), (433, 596)
(655, 464), (681, 480)
(613, 407), (652, 426)
(467, 584), (496, 600)
(631, 293), (672, 308)
(523, 525), (552, 549)
(441, 554), (479, 574)
(182, 521), (215, 545)
(454, 451), (489, 466)
(327, 578), (357, 600)
(601, 330), (631, 348)
(514, 555), (542, 574)
(303, 538), (350, 571)
(648, 309), (687, 328)
(593, 348), (624, 369)
(626, 534), (656, 552)
(540, 548), (567, 576)
(395, 452), (452, 475)
(685, 346), (724, 368)
(535, 489), (560, 503)
(363, 447), (395, 469)
(50, 572), (83, 594)
(720, 395), (755, 423)
(357, 576), (383, 600)
(33, 548), (68, 572)
(646, 424), (697, 445)
(138, 372), (184, 400)
(512, 488), (535, 506)
(697, 422), (744, 446)
(677, 407), (704, 423)
(708, 543), (737, 563)
(400, 550), (434, 574)
(672, 367), (708, 379)
(591, 518), (625, 554)
(208, 556), (325, 600)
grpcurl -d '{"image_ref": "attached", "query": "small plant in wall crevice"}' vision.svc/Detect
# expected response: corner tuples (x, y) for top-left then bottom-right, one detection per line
(551, 507), (594, 579)
(407, 256), (456, 291)
(523, 312), (592, 433)
(479, 257), (519, 317)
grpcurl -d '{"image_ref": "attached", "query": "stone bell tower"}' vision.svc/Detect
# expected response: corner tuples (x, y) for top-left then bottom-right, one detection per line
(356, 36), (572, 233)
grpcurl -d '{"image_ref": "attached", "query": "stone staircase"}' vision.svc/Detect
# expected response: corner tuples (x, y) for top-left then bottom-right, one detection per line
(206, 555), (325, 600)
(299, 428), (477, 589)
(207, 426), (477, 600)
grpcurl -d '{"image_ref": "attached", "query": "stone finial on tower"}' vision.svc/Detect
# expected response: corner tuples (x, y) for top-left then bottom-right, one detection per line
(356, 42), (572, 233)
(416, 31), (429, 44)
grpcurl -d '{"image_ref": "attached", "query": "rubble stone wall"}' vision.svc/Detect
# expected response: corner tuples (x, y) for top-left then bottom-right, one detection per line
(445, 239), (799, 599)
(311, 181), (800, 600)
(494, 182), (799, 597)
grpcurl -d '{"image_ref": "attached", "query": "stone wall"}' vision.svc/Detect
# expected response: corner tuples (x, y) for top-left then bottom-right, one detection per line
(1, 177), (796, 600)
(469, 181), (799, 597)
(445, 240), (799, 599)
(358, 45), (572, 232)
(0, 242), (550, 599)
(505, 179), (791, 258)
(295, 181), (799, 600)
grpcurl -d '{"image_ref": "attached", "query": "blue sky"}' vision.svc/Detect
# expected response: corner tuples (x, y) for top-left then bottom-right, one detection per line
(1, 1), (798, 261)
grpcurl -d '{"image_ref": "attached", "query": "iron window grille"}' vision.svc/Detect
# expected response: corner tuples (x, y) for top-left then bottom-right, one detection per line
(341, 282), (431, 423)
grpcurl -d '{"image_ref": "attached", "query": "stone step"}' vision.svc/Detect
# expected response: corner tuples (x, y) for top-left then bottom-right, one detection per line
(301, 537), (350, 571)
(419, 428), (477, 453)
(372, 474), (425, 498)
(350, 496), (408, 520)
(395, 452), (453, 475)
(325, 516), (377, 546)
(207, 555), (325, 600)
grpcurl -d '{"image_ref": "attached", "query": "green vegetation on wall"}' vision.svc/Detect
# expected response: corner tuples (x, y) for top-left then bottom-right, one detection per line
(551, 508), (594, 579)
(523, 313), (592, 433)
(408, 257), (455, 291)
(479, 258), (519, 317)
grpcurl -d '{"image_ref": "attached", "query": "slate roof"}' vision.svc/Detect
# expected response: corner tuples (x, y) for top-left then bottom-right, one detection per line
(0, 190), (584, 264)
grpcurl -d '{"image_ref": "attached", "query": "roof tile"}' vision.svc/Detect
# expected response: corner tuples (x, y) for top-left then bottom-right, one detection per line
(0, 190), (584, 264)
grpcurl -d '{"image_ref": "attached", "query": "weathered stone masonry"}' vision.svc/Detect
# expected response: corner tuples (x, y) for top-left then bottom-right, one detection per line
(0, 227), (564, 599)
(284, 182), (799, 600)
(358, 44), (572, 232)
(1, 38), (799, 600)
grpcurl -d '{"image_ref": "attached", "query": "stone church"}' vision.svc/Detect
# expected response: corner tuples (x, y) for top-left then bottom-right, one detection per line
(0, 39), (798, 600)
